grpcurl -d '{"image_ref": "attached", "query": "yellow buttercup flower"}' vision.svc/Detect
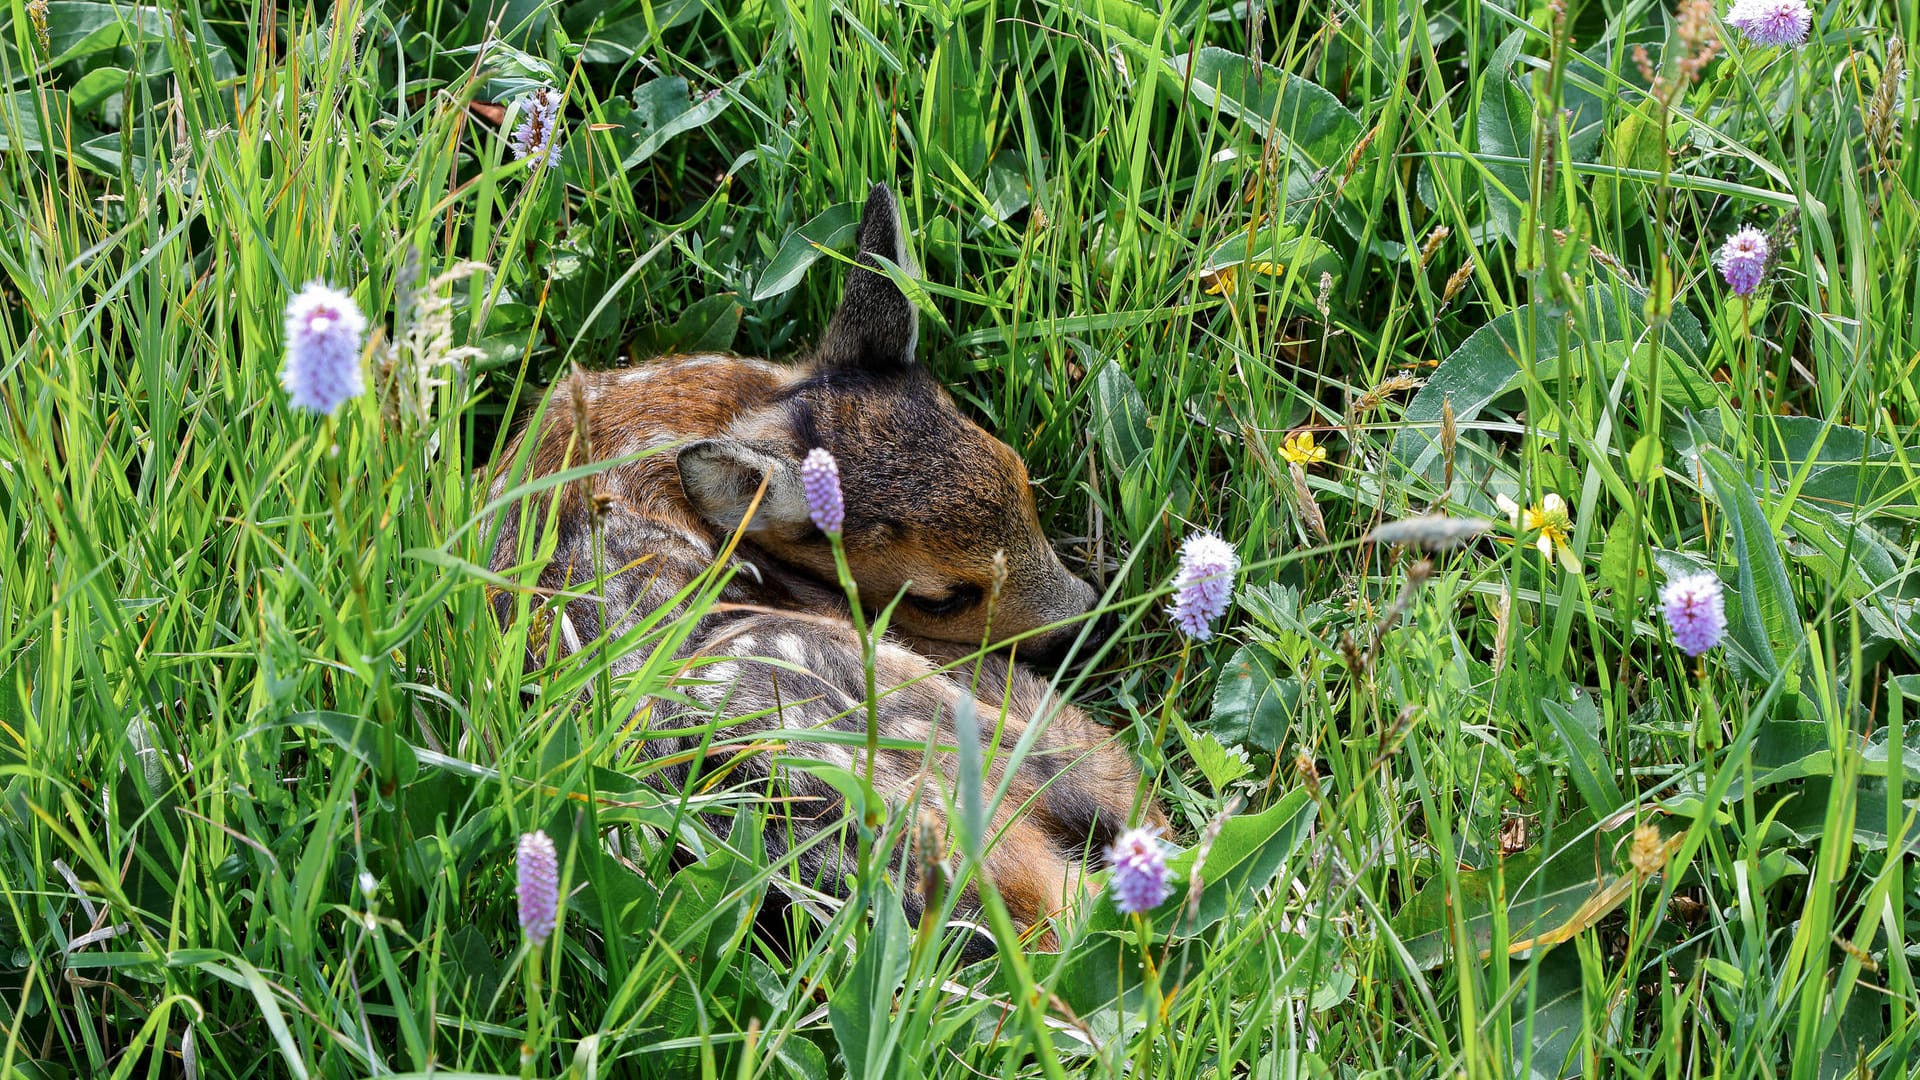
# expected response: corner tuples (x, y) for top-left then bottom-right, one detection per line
(1495, 492), (1580, 572)
(1279, 430), (1327, 467)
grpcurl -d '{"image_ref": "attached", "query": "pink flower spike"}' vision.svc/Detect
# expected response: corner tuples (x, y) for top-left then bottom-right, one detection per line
(1660, 571), (1728, 657)
(1726, 0), (1812, 46)
(510, 87), (563, 169)
(281, 282), (367, 415)
(1169, 531), (1239, 641)
(1106, 826), (1173, 915)
(517, 830), (559, 946)
(1716, 226), (1771, 296)
(800, 448), (844, 536)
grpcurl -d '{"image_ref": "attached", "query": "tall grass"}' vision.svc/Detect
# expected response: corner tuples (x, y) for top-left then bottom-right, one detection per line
(1, 0), (1916, 1075)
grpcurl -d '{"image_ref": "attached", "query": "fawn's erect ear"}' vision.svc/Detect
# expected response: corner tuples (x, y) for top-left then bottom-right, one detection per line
(677, 440), (812, 536)
(815, 183), (919, 372)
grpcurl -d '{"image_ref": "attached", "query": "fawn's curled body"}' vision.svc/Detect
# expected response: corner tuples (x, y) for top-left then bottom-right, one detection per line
(488, 185), (1163, 954)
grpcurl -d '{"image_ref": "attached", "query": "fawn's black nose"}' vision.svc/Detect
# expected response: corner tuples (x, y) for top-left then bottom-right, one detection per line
(1021, 603), (1114, 671)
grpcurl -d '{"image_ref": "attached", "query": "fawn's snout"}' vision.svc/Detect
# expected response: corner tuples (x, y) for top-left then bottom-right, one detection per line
(1015, 571), (1111, 669)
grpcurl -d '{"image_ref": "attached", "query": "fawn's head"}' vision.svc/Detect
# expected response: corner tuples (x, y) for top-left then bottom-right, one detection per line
(677, 185), (1102, 661)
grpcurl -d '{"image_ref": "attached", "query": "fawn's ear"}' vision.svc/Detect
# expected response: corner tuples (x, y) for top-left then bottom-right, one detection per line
(815, 183), (919, 372)
(677, 440), (811, 536)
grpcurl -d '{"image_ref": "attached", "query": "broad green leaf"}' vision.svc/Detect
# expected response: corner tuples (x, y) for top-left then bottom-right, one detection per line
(68, 67), (128, 115)
(1056, 0), (1191, 102)
(1628, 429), (1665, 481)
(1037, 919), (1339, 1020)
(1779, 777), (1920, 856)
(1391, 285), (1708, 477)
(44, 2), (235, 77)
(654, 841), (757, 1027)
(1511, 951), (1585, 1080)
(829, 882), (911, 1080)
(1030, 931), (1143, 1017)
(1064, 0), (1182, 52)
(1172, 48), (1360, 172)
(927, 19), (988, 181)
(567, 0), (704, 63)
(1597, 513), (1651, 606)
(1392, 820), (1615, 969)
(1799, 454), (1920, 515)
(1087, 787), (1318, 936)
(1818, 980), (1890, 1080)
(1696, 446), (1805, 686)
(1674, 410), (1891, 471)
(780, 760), (886, 827)
(1783, 502), (1904, 606)
(610, 75), (739, 172)
(1477, 76), (1532, 242)
(1200, 227), (1338, 274)
(1626, 342), (1720, 412)
(752, 202), (860, 301)
(1185, 727), (1253, 794)
(630, 294), (742, 356)
(1091, 359), (1152, 474)
(1200, 227), (1341, 299)
(1594, 104), (1668, 225)
(1539, 690), (1623, 816)
(569, 850), (661, 940)
(975, 156), (1034, 227)
(1200, 644), (1300, 753)
(0, 91), (108, 173)
(290, 711), (420, 789)
(772, 1030), (830, 1080)
(643, 838), (762, 1074)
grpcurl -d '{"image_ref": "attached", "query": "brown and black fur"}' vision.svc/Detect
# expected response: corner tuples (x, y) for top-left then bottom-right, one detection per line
(488, 185), (1164, 958)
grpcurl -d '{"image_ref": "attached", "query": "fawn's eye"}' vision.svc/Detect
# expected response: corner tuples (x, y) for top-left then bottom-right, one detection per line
(906, 584), (983, 617)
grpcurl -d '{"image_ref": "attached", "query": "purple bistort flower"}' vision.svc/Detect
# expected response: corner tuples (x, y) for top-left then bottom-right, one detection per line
(1107, 826), (1173, 915)
(1660, 571), (1728, 657)
(517, 830), (559, 946)
(1716, 226), (1771, 296)
(800, 448), (844, 536)
(1726, 0), (1813, 46)
(1169, 531), (1239, 641)
(510, 87), (563, 169)
(281, 282), (367, 415)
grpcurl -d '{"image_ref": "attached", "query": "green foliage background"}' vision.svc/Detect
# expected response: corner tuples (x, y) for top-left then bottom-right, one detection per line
(1, 0), (1918, 1075)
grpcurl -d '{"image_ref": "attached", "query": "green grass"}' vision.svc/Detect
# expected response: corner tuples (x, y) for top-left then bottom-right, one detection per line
(3, 0), (1918, 1075)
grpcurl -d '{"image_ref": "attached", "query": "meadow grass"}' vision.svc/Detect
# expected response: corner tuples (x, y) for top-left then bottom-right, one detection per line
(1, 0), (1917, 1075)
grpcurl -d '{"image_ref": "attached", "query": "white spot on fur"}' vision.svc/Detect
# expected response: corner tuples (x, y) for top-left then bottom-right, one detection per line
(772, 633), (809, 666)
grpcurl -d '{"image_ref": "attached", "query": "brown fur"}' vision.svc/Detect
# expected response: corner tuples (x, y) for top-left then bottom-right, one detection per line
(488, 185), (1163, 959)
